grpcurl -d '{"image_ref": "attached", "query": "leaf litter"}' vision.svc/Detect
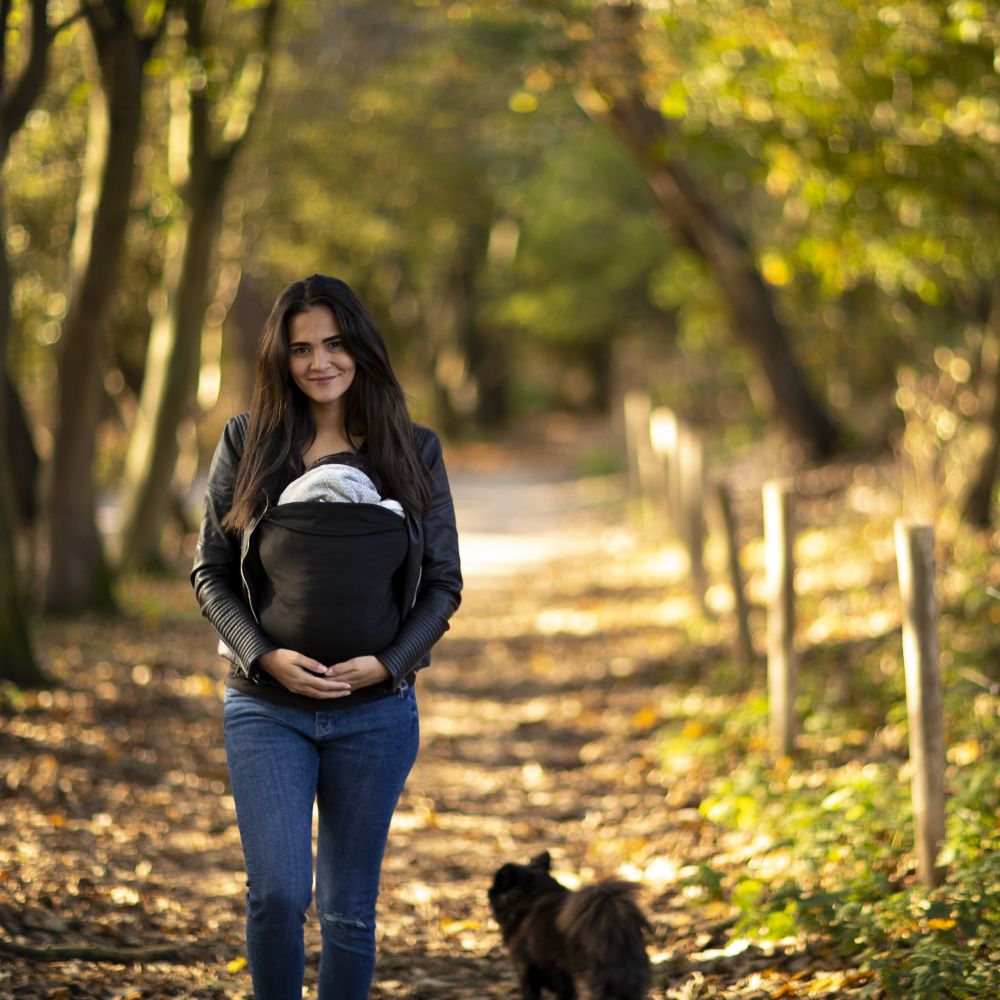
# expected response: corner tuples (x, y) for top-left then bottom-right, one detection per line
(4, 446), (995, 998)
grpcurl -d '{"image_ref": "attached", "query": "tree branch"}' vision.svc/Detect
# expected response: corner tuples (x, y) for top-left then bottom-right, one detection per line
(0, 0), (50, 157)
(0, 0), (12, 92)
(579, 1), (840, 457)
(217, 0), (280, 167)
(50, 1), (102, 39)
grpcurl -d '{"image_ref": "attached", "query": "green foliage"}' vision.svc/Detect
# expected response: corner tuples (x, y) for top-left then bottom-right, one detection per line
(750, 847), (1000, 1000)
(574, 446), (624, 478)
(680, 669), (999, 996)
(701, 757), (1000, 996)
(682, 861), (727, 902)
(6, 0), (1000, 482)
(653, 499), (1000, 997)
(483, 109), (662, 349)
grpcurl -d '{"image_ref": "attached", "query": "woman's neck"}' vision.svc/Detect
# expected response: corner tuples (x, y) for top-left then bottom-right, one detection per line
(311, 399), (346, 435)
(305, 403), (356, 463)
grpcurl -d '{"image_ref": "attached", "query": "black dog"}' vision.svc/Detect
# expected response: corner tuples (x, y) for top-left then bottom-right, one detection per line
(488, 851), (651, 1000)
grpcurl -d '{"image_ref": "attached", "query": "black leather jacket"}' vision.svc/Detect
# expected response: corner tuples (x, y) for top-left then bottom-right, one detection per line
(190, 413), (462, 689)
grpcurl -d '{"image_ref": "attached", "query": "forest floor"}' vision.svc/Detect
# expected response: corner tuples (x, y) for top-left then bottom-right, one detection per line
(1, 422), (995, 999)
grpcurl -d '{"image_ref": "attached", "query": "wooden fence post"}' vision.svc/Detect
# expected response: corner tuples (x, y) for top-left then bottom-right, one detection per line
(716, 480), (753, 675)
(651, 409), (708, 606)
(679, 425), (707, 609)
(894, 520), (947, 888)
(623, 390), (650, 497)
(764, 480), (796, 755)
(650, 406), (681, 531)
(623, 391), (662, 524)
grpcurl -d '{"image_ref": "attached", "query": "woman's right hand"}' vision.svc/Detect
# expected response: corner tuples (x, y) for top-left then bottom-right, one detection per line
(255, 649), (352, 699)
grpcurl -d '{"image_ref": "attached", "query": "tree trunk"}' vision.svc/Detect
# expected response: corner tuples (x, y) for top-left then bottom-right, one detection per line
(469, 331), (510, 429)
(117, 173), (227, 570)
(0, 0), (54, 681)
(962, 284), (1000, 527)
(582, 3), (840, 459)
(42, 7), (151, 612)
(453, 220), (509, 431)
(116, 0), (278, 571)
(420, 219), (508, 435)
(4, 369), (39, 525)
(0, 0), (50, 160)
(582, 337), (614, 413)
(0, 460), (40, 685)
(0, 195), (45, 686)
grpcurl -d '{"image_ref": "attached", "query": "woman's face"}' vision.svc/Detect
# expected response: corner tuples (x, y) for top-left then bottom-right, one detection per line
(287, 307), (357, 411)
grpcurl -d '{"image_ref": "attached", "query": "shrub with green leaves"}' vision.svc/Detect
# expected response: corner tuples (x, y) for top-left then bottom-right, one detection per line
(688, 689), (999, 999)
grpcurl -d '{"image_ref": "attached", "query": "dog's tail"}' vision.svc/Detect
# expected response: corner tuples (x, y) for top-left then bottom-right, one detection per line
(556, 880), (651, 998)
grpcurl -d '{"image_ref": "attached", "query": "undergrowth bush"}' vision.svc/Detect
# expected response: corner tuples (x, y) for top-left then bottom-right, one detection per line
(656, 536), (999, 999)
(681, 675), (999, 999)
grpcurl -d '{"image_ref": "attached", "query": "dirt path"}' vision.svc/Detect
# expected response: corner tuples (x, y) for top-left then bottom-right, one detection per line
(1, 447), (862, 998)
(372, 456), (746, 998)
(373, 459), (671, 995)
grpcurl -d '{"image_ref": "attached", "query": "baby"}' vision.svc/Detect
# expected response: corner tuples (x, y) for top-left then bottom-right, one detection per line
(277, 459), (404, 517)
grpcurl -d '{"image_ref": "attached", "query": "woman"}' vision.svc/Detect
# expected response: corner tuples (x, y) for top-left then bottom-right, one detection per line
(191, 274), (462, 999)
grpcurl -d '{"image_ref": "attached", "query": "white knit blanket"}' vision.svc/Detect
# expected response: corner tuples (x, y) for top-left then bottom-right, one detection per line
(277, 464), (404, 517)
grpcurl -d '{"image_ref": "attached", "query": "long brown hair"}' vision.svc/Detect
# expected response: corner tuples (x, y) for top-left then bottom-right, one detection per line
(222, 274), (431, 532)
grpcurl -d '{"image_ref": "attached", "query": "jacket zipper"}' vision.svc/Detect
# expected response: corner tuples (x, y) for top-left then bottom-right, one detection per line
(234, 504), (268, 680)
(239, 503), (267, 623)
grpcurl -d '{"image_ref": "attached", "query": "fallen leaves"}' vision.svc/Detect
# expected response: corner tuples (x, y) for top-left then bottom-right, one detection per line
(769, 968), (876, 997)
(926, 917), (957, 931)
(5, 450), (956, 998)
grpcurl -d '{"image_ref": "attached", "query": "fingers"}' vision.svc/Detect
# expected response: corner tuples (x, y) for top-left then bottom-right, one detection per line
(257, 650), (389, 698)
(294, 659), (351, 697)
(295, 655), (330, 676)
(260, 648), (352, 698)
(325, 656), (390, 690)
(295, 670), (351, 697)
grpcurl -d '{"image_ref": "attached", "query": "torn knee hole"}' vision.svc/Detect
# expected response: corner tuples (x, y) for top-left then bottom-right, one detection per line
(320, 911), (372, 931)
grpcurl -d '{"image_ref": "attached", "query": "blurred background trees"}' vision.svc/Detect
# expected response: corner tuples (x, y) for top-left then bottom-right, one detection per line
(1, 0), (999, 672)
(116, 0), (279, 572)
(42, 0), (167, 614)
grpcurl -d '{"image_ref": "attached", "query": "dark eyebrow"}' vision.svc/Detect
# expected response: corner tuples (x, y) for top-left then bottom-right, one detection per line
(288, 335), (341, 349)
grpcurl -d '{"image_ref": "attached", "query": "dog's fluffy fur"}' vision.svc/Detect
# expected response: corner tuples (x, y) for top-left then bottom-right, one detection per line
(488, 851), (651, 1000)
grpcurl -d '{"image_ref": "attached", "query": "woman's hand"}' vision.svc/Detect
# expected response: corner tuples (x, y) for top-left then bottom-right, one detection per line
(256, 648), (352, 699)
(325, 655), (391, 691)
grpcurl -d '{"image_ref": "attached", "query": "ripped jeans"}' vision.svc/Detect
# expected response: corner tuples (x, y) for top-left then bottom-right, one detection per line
(223, 684), (419, 999)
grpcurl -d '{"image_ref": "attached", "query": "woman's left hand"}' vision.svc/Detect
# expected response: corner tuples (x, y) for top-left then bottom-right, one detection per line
(325, 655), (391, 691)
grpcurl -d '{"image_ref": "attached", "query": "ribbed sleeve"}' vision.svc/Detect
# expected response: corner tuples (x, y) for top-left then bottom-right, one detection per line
(190, 414), (276, 679)
(376, 427), (462, 682)
(191, 542), (276, 676)
(377, 589), (456, 682)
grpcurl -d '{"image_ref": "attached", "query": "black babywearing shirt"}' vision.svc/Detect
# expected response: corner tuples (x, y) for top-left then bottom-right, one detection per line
(227, 454), (408, 711)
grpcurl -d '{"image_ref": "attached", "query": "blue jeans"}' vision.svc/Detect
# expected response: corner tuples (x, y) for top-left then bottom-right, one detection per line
(223, 684), (419, 1000)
